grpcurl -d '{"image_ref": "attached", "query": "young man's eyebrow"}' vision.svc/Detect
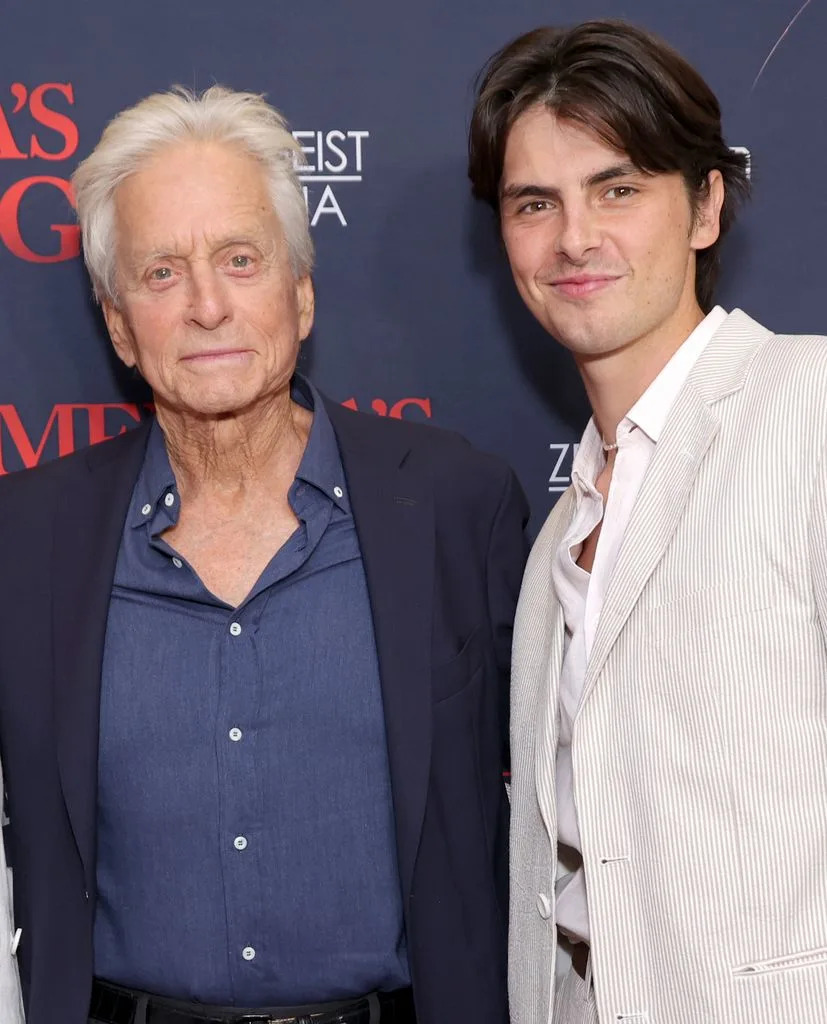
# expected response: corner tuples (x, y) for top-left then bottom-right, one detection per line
(500, 183), (560, 203)
(500, 162), (644, 203)
(583, 162), (642, 187)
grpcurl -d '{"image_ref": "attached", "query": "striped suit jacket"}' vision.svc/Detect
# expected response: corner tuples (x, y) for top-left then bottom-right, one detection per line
(510, 310), (827, 1023)
(0, 758), (23, 1024)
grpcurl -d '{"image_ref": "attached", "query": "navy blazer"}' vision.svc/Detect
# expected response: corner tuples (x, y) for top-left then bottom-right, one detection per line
(0, 398), (528, 1024)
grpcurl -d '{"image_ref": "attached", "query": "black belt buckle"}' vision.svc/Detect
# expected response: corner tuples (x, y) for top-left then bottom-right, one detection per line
(229, 1016), (317, 1024)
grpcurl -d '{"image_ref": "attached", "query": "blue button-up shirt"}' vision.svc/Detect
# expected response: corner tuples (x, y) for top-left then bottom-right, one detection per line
(94, 377), (409, 1005)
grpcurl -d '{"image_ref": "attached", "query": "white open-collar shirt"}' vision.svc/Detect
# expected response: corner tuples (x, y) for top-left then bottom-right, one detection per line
(552, 306), (728, 945)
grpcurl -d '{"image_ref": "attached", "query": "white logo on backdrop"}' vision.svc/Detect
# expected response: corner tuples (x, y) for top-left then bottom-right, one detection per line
(549, 442), (579, 494)
(292, 130), (370, 227)
(730, 146), (751, 178)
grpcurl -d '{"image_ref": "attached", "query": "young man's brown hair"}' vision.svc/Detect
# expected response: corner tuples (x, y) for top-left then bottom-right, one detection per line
(468, 21), (750, 311)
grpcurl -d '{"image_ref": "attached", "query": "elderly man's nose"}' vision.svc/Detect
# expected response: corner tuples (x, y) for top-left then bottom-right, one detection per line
(188, 269), (231, 329)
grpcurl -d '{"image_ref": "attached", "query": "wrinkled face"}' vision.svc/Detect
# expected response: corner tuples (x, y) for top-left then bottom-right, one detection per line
(499, 106), (721, 365)
(103, 140), (313, 419)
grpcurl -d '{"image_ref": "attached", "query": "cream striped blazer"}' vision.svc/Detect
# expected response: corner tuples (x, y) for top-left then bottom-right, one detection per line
(0, 758), (23, 1024)
(510, 310), (827, 1023)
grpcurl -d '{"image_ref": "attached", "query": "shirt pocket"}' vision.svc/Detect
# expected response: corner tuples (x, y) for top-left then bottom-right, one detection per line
(642, 572), (780, 643)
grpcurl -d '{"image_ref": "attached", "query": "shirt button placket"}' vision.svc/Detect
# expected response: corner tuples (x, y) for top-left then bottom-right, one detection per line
(226, 616), (251, 978)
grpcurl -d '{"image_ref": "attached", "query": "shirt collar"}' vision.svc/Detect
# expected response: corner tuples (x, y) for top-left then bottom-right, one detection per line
(128, 373), (350, 529)
(128, 419), (176, 529)
(570, 418), (604, 496)
(291, 374), (350, 513)
(625, 306), (728, 443)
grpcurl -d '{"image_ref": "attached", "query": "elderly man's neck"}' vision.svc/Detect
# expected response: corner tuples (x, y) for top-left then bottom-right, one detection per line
(155, 395), (312, 500)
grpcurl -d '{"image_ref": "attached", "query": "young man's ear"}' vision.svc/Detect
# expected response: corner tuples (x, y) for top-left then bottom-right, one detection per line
(691, 169), (725, 250)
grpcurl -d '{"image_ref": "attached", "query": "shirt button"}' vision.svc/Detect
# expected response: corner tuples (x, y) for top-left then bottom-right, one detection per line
(172, 557), (183, 569)
(233, 835), (248, 851)
(141, 503), (152, 516)
(229, 727), (242, 742)
(242, 946), (256, 961)
(229, 622), (242, 636)
(164, 492), (175, 507)
(333, 485), (344, 498)
(536, 892), (552, 920)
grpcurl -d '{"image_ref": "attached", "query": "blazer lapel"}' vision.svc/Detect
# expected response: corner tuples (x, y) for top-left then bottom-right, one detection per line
(531, 493), (574, 845)
(583, 309), (773, 699)
(583, 390), (718, 697)
(326, 401), (434, 900)
(52, 422), (151, 894)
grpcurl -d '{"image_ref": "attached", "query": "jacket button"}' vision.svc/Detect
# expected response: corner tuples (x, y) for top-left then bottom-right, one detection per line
(536, 892), (552, 919)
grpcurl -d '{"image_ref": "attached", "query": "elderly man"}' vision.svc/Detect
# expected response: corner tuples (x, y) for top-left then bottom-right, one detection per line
(0, 86), (527, 1024)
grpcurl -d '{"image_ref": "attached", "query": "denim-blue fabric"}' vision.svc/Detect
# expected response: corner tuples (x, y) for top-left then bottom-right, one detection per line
(94, 377), (409, 1005)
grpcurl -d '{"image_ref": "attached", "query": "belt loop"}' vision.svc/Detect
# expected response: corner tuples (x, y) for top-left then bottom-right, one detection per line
(367, 992), (380, 1024)
(134, 993), (149, 1024)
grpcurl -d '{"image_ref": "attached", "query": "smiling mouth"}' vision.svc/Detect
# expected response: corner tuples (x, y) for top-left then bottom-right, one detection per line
(547, 275), (621, 298)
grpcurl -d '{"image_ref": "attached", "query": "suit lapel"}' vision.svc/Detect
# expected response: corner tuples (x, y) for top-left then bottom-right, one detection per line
(52, 422), (151, 893)
(530, 493), (574, 845)
(583, 389), (718, 697)
(326, 401), (434, 899)
(583, 309), (773, 700)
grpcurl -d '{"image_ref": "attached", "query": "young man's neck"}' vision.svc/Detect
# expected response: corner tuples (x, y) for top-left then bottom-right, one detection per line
(578, 301), (708, 445)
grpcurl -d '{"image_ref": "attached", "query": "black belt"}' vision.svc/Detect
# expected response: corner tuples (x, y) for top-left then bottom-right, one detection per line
(90, 979), (416, 1024)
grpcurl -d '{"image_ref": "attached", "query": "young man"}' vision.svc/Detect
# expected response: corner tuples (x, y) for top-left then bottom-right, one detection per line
(469, 20), (827, 1024)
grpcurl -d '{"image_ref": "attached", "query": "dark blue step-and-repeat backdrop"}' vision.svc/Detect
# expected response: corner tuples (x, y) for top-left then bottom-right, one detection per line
(0, 0), (823, 531)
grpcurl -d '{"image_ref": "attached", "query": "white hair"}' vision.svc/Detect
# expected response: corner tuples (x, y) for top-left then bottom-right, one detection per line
(71, 85), (314, 304)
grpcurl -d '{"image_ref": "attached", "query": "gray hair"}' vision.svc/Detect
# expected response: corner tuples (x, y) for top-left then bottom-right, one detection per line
(71, 85), (314, 304)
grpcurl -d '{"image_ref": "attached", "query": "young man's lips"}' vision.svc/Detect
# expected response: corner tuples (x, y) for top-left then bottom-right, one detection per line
(549, 275), (620, 297)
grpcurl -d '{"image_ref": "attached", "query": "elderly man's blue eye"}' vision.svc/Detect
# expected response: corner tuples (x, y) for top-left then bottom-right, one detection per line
(231, 255), (252, 267)
(151, 267), (172, 280)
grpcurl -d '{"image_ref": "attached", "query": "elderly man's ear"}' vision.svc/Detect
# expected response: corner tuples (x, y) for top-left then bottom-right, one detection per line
(102, 300), (138, 369)
(296, 275), (315, 342)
